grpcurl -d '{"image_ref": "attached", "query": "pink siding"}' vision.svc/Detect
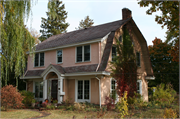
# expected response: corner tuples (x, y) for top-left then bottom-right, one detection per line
(27, 43), (99, 70)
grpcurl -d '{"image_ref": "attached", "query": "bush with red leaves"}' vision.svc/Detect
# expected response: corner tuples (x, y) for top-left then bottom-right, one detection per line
(1, 85), (24, 110)
(104, 96), (115, 111)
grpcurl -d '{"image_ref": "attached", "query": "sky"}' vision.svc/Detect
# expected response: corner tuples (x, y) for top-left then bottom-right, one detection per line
(26, 0), (168, 46)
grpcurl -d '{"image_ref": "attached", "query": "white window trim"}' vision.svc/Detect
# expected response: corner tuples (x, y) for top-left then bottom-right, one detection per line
(56, 49), (63, 64)
(34, 52), (45, 67)
(75, 44), (91, 63)
(75, 79), (91, 103)
(137, 80), (142, 95)
(33, 81), (44, 102)
(110, 78), (118, 103)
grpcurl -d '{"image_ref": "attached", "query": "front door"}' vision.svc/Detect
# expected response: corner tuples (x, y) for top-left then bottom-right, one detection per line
(51, 80), (58, 101)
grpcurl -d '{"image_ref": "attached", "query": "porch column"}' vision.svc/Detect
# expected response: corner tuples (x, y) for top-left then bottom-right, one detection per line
(43, 77), (47, 101)
(58, 76), (65, 103)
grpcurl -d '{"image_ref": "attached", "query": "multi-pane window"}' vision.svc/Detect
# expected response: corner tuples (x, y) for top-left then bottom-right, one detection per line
(137, 80), (142, 94)
(57, 50), (62, 63)
(111, 79), (116, 96)
(35, 81), (43, 98)
(77, 80), (90, 100)
(112, 46), (116, 61)
(136, 52), (140, 67)
(34, 53), (44, 67)
(76, 45), (90, 62)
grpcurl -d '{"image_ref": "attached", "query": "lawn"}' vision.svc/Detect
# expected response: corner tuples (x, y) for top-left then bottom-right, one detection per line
(0, 106), (178, 118)
(0, 109), (40, 119)
(41, 108), (168, 118)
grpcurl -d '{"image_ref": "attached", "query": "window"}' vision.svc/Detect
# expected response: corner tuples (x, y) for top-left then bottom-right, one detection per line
(77, 80), (90, 100)
(34, 53), (44, 67)
(111, 79), (116, 97)
(111, 79), (118, 103)
(76, 45), (90, 62)
(112, 46), (116, 61)
(57, 50), (62, 63)
(136, 52), (140, 67)
(35, 81), (43, 98)
(137, 80), (142, 95)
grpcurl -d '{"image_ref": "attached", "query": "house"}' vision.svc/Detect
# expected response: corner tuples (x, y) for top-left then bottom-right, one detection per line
(21, 8), (154, 107)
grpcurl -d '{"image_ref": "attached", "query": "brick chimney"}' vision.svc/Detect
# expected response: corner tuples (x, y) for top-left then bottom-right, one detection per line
(122, 8), (132, 20)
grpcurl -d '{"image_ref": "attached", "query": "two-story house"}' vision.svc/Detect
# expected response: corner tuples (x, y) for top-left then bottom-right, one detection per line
(21, 8), (154, 107)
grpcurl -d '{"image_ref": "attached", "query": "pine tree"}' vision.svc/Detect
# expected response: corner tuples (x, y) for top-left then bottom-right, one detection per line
(39, 0), (69, 42)
(110, 27), (137, 98)
(76, 16), (94, 30)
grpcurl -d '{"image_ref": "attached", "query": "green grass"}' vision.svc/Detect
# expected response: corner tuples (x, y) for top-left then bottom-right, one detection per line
(0, 109), (40, 119)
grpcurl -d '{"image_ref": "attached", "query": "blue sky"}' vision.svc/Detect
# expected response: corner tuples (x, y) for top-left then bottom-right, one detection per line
(26, 0), (167, 46)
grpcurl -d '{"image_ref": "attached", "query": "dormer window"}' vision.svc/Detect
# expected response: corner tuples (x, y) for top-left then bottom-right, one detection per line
(57, 50), (63, 63)
(76, 45), (90, 62)
(34, 53), (44, 67)
(112, 46), (116, 61)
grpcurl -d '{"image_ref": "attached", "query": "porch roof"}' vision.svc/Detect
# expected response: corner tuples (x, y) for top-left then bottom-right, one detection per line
(22, 64), (100, 78)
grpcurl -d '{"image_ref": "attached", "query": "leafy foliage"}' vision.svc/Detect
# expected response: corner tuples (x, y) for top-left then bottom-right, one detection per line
(151, 83), (176, 107)
(116, 91), (129, 118)
(104, 96), (115, 111)
(138, 1), (179, 43)
(20, 90), (34, 107)
(0, 1), (35, 87)
(168, 40), (179, 63)
(1, 85), (24, 110)
(110, 27), (137, 98)
(76, 16), (94, 30)
(39, 0), (69, 42)
(148, 38), (179, 92)
(163, 108), (177, 118)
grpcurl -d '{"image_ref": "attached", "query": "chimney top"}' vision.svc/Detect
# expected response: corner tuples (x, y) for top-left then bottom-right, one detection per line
(122, 8), (132, 20)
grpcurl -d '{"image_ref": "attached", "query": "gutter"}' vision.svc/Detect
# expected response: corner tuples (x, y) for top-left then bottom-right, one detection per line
(95, 76), (101, 108)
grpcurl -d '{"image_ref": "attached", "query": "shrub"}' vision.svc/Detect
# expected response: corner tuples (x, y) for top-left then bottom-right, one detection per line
(152, 83), (176, 107)
(41, 102), (47, 107)
(127, 92), (147, 110)
(116, 91), (128, 118)
(104, 96), (115, 111)
(21, 90), (34, 107)
(163, 108), (177, 118)
(1, 85), (24, 110)
(74, 102), (86, 111)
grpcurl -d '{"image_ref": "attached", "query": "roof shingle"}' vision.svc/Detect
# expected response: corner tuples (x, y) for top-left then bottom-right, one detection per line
(36, 18), (130, 51)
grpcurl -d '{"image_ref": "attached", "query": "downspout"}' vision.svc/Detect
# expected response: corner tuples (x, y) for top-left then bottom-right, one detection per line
(95, 76), (101, 108)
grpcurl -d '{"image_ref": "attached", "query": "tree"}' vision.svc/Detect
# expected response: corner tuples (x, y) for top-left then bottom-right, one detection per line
(110, 27), (137, 98)
(138, 1), (179, 43)
(0, 1), (35, 88)
(28, 28), (41, 45)
(76, 15), (94, 30)
(148, 38), (179, 92)
(39, 0), (69, 42)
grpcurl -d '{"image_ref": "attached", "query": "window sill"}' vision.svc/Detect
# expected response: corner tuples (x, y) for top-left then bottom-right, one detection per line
(34, 66), (45, 68)
(75, 61), (91, 64)
(57, 62), (63, 64)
